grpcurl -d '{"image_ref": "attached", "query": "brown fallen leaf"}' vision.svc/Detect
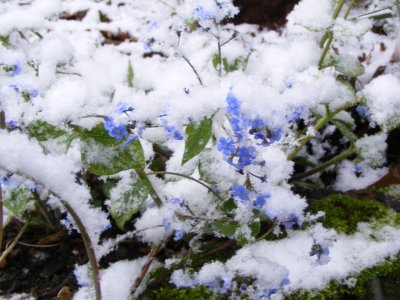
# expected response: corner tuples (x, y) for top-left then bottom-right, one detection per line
(56, 286), (73, 300)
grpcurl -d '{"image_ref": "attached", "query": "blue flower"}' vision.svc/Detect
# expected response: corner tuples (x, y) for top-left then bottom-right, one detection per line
(116, 102), (127, 115)
(100, 223), (112, 234)
(353, 165), (362, 175)
(231, 185), (251, 201)
(226, 89), (240, 116)
(281, 277), (291, 286)
(251, 118), (265, 130)
(169, 198), (183, 206)
(255, 193), (270, 208)
(220, 277), (232, 294)
(122, 135), (138, 148)
(270, 128), (282, 143)
(9, 84), (21, 92)
(174, 229), (184, 241)
(7, 120), (17, 128)
(1, 175), (12, 186)
(229, 116), (242, 133)
(236, 146), (257, 168)
(29, 88), (39, 98)
(356, 106), (368, 116)
(104, 117), (128, 140)
(162, 218), (170, 232)
(310, 244), (330, 265)
(193, 7), (213, 20)
(287, 106), (304, 122)
(217, 136), (236, 156)
(284, 76), (293, 89)
(11, 61), (21, 76)
(147, 21), (159, 32)
(164, 125), (184, 140)
(282, 213), (302, 229)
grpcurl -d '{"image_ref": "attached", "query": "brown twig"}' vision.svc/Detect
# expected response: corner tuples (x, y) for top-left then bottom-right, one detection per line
(0, 221), (29, 267)
(129, 245), (161, 299)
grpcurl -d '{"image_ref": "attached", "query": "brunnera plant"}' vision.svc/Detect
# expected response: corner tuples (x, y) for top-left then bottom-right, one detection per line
(1, 0), (400, 299)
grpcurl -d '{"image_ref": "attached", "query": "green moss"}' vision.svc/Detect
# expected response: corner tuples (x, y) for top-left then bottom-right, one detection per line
(308, 194), (392, 234)
(140, 285), (219, 300)
(285, 253), (400, 300)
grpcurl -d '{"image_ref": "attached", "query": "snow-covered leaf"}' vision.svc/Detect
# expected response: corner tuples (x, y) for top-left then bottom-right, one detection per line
(182, 117), (212, 165)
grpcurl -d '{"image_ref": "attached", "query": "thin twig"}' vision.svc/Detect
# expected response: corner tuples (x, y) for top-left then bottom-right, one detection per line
(182, 55), (203, 85)
(0, 221), (29, 266)
(129, 245), (161, 298)
(17, 241), (62, 248)
(256, 220), (279, 241)
(145, 171), (224, 201)
(217, 38), (223, 76)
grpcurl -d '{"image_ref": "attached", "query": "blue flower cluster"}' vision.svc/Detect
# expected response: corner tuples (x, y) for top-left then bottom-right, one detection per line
(218, 89), (284, 171)
(282, 213), (303, 230)
(161, 116), (183, 140)
(231, 184), (271, 212)
(9, 83), (39, 100)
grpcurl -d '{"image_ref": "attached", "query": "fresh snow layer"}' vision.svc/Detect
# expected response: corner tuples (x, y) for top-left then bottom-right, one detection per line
(0, 131), (110, 253)
(1, 0), (400, 298)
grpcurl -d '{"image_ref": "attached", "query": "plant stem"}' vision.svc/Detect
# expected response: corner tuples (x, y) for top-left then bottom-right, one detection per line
(344, 0), (356, 20)
(0, 220), (29, 267)
(0, 167), (102, 300)
(318, 31), (333, 69)
(291, 146), (356, 181)
(333, 0), (347, 20)
(287, 97), (362, 161)
(182, 55), (203, 85)
(0, 111), (5, 128)
(145, 171), (224, 202)
(217, 37), (223, 77)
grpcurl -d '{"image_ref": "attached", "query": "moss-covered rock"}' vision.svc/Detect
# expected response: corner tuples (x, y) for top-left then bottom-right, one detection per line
(285, 253), (400, 300)
(308, 194), (393, 234)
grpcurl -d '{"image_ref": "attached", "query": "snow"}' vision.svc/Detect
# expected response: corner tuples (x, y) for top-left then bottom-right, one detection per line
(0, 131), (110, 253)
(1, 0), (400, 298)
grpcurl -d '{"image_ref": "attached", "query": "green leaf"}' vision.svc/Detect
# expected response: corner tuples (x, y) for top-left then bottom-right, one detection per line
(0, 35), (9, 47)
(220, 198), (237, 213)
(182, 118), (213, 165)
(4, 188), (33, 220)
(332, 119), (358, 142)
(127, 60), (134, 88)
(108, 175), (151, 229)
(322, 53), (364, 77)
(212, 54), (220, 70)
(213, 217), (239, 237)
(79, 124), (145, 175)
(27, 120), (67, 141)
(249, 221), (261, 237)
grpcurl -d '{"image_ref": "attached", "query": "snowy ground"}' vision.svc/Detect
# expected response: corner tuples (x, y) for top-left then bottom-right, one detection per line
(1, 0), (400, 299)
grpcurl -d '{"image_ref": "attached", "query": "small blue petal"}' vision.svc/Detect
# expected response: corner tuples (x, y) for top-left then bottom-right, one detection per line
(162, 218), (170, 232)
(217, 136), (236, 156)
(231, 185), (251, 201)
(174, 229), (184, 241)
(11, 61), (22, 76)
